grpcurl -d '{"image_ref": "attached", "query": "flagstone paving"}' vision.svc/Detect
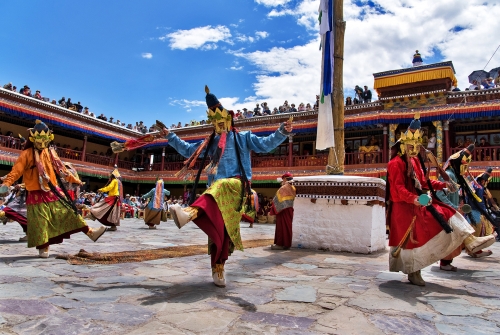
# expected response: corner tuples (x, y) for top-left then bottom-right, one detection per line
(1, 218), (500, 334)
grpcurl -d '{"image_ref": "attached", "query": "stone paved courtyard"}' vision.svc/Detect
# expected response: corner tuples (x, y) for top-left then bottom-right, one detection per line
(0, 218), (499, 335)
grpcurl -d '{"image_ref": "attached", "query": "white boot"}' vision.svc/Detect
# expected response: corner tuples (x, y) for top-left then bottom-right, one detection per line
(170, 204), (194, 229)
(212, 264), (226, 288)
(38, 247), (49, 258)
(464, 234), (495, 254)
(87, 226), (106, 242)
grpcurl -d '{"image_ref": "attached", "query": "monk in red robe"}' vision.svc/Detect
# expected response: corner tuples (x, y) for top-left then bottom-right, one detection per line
(387, 113), (495, 286)
(270, 172), (296, 250)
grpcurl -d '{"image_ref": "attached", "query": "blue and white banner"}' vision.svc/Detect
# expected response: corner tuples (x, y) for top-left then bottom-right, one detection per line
(316, 0), (335, 150)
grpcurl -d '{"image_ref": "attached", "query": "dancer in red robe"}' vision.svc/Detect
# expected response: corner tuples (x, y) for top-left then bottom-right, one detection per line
(387, 113), (495, 286)
(270, 172), (296, 250)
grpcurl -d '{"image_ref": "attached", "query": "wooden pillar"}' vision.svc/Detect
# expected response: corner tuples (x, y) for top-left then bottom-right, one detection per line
(140, 150), (145, 167)
(444, 120), (450, 160)
(161, 147), (165, 171)
(389, 124), (398, 148)
(383, 126), (388, 163)
(327, 0), (346, 175)
(432, 120), (443, 163)
(288, 134), (294, 167)
(81, 135), (87, 162)
(136, 183), (140, 196)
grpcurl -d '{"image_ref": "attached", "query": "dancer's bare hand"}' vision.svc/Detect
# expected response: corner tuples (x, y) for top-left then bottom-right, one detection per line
(161, 127), (169, 136)
(413, 198), (421, 207)
(284, 120), (293, 133)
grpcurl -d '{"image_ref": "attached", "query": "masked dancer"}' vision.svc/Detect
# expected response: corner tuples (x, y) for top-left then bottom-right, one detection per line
(0, 120), (106, 258)
(142, 178), (171, 229)
(0, 183), (28, 241)
(88, 168), (122, 231)
(166, 86), (292, 287)
(467, 168), (498, 258)
(387, 114), (495, 286)
(435, 145), (475, 271)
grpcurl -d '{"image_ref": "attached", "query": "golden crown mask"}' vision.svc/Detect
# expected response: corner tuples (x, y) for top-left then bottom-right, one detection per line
(206, 107), (231, 123)
(400, 128), (423, 144)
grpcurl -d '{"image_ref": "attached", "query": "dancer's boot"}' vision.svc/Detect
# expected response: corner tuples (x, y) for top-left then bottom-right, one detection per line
(212, 263), (226, 288)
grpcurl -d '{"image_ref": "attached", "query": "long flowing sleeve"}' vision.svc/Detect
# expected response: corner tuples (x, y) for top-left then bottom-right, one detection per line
(142, 188), (155, 200)
(99, 179), (117, 194)
(3, 150), (29, 187)
(244, 127), (288, 153)
(163, 189), (171, 196)
(165, 132), (204, 158)
(388, 158), (417, 204)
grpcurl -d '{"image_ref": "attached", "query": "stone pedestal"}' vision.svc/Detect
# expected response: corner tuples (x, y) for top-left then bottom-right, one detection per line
(292, 175), (386, 254)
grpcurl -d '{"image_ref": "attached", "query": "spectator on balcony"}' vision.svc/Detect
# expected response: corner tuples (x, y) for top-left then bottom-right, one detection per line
(58, 97), (66, 107)
(34, 90), (43, 100)
(478, 137), (491, 161)
(235, 110), (242, 119)
(3, 82), (13, 90)
(127, 124), (133, 129)
(313, 95), (319, 111)
(116, 119), (122, 126)
(368, 135), (379, 147)
(239, 108), (247, 119)
(283, 100), (290, 111)
(495, 71), (500, 87)
(298, 103), (306, 112)
(484, 77), (495, 89)
(108, 117), (114, 124)
(83, 107), (90, 115)
(245, 108), (254, 118)
(289, 104), (297, 113)
(12, 86), (17, 92)
(272, 107), (279, 115)
(262, 102), (271, 115)
(90, 112), (95, 117)
(106, 148), (113, 157)
(427, 132), (436, 150)
(469, 80), (481, 90)
(345, 96), (353, 106)
(74, 101), (83, 113)
(253, 103), (261, 116)
(363, 86), (372, 103)
(66, 98), (74, 110)
(305, 103), (312, 111)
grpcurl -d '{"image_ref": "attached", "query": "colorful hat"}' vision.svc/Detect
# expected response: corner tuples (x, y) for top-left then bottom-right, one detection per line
(205, 85), (232, 133)
(398, 113), (423, 155)
(111, 168), (121, 178)
(282, 172), (293, 180)
(443, 144), (475, 172)
(476, 167), (493, 182)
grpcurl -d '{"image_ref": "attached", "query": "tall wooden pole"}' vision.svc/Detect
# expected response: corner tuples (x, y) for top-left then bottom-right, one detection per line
(327, 0), (346, 175)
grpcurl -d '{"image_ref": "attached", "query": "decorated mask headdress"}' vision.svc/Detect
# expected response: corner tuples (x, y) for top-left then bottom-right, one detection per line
(399, 113), (423, 158)
(476, 167), (493, 185)
(442, 144), (475, 176)
(28, 120), (54, 150)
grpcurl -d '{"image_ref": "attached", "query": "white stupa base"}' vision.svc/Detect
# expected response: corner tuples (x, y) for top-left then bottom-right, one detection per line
(292, 175), (386, 254)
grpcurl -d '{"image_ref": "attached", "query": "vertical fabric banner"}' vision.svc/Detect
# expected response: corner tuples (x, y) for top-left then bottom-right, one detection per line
(316, 0), (335, 150)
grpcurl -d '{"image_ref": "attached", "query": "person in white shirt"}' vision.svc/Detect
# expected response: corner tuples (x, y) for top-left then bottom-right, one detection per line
(427, 132), (436, 150)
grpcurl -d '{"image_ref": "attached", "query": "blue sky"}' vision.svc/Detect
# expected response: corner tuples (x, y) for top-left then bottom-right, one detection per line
(1, 0), (499, 129)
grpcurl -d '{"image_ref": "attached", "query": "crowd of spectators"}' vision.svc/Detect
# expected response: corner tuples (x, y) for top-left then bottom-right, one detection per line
(468, 73), (500, 91)
(345, 85), (373, 106)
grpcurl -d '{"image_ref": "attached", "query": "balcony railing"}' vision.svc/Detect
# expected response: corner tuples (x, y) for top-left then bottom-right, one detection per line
(85, 153), (113, 166)
(345, 151), (383, 165)
(451, 146), (500, 162)
(294, 154), (328, 167)
(55, 147), (82, 160)
(0, 135), (22, 150)
(252, 155), (288, 167)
